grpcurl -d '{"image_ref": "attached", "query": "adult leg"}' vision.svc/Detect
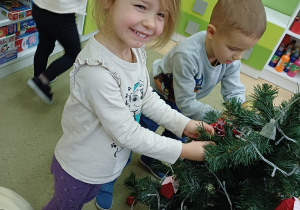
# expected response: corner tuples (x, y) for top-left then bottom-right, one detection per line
(43, 156), (101, 210)
(32, 3), (56, 78)
(28, 6), (80, 104)
(28, 4), (61, 104)
(42, 13), (81, 82)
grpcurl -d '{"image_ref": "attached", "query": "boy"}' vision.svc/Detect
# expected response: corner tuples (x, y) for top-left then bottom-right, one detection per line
(139, 0), (267, 179)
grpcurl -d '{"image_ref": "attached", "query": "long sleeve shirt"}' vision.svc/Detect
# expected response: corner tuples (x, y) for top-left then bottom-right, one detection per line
(54, 36), (190, 184)
(151, 31), (246, 121)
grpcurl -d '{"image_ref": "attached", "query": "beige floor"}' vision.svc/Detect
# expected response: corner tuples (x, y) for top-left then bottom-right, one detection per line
(0, 39), (293, 210)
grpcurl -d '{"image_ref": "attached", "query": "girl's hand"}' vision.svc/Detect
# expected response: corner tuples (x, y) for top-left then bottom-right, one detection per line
(180, 140), (214, 161)
(183, 120), (214, 139)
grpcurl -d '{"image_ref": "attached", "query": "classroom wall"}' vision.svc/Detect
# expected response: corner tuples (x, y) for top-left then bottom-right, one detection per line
(262, 0), (299, 16)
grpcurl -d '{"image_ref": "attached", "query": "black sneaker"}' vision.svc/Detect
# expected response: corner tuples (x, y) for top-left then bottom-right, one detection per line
(49, 77), (57, 84)
(27, 77), (53, 105)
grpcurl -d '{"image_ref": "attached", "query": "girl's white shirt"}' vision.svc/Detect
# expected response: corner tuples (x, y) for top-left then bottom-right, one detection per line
(54, 36), (189, 184)
(33, 0), (87, 15)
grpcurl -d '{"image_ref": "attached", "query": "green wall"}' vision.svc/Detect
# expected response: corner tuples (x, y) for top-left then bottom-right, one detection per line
(175, 0), (299, 70)
(262, 0), (299, 16)
(83, 0), (97, 35)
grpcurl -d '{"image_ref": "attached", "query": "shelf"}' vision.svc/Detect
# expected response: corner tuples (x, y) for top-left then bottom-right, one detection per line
(260, 65), (300, 93)
(264, 65), (300, 83)
(0, 13), (32, 28)
(257, 3), (300, 94)
(264, 6), (290, 29)
(286, 29), (300, 40)
(0, 47), (35, 69)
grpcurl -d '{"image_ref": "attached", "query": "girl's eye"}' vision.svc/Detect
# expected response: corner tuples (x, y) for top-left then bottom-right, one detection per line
(157, 13), (164, 18)
(135, 5), (146, 10)
(229, 47), (237, 51)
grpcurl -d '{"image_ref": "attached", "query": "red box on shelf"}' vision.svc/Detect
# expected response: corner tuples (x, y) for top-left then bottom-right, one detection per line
(290, 20), (300, 35)
(15, 30), (38, 52)
(0, 0), (32, 21)
(15, 26), (36, 36)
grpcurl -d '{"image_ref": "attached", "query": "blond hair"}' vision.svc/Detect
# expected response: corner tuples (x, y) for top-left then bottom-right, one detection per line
(92, 0), (181, 48)
(210, 0), (266, 39)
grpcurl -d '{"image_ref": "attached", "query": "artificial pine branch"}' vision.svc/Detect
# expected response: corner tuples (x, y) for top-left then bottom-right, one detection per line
(221, 98), (265, 129)
(125, 84), (300, 210)
(204, 129), (272, 171)
(250, 83), (278, 122)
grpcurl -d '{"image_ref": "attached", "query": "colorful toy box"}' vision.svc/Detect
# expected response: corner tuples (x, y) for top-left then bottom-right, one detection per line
(0, 34), (15, 53)
(0, 26), (7, 38)
(15, 30), (38, 52)
(0, 0), (32, 21)
(15, 25), (36, 36)
(7, 18), (36, 35)
(0, 48), (17, 65)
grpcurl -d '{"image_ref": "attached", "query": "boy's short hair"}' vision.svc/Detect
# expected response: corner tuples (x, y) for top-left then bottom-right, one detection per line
(210, 0), (266, 39)
(93, 0), (181, 48)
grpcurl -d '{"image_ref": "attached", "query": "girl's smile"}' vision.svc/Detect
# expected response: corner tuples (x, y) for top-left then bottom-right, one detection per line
(131, 28), (150, 39)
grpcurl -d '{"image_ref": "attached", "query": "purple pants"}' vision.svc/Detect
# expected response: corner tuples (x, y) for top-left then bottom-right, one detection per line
(43, 155), (102, 210)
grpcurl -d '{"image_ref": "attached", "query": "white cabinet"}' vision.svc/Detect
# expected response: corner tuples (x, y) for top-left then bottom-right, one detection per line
(260, 1), (300, 93)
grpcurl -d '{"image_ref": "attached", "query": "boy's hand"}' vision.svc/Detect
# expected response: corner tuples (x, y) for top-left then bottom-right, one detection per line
(183, 120), (214, 139)
(180, 141), (214, 161)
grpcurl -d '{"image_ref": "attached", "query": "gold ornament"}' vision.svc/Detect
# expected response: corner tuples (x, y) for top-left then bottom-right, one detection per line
(241, 101), (254, 111)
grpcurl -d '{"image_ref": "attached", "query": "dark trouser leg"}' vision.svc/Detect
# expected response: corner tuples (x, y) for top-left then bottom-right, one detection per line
(139, 113), (160, 166)
(32, 3), (56, 78)
(32, 3), (81, 82)
(43, 13), (81, 81)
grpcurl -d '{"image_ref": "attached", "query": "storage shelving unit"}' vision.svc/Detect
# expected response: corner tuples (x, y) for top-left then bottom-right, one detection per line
(0, 11), (93, 79)
(173, 0), (299, 93)
(260, 1), (300, 93)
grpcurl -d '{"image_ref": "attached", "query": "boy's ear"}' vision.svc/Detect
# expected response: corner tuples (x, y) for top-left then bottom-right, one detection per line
(206, 24), (217, 39)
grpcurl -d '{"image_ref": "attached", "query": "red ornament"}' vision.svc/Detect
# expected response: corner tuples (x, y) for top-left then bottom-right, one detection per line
(160, 182), (175, 199)
(210, 118), (226, 139)
(126, 196), (137, 207)
(275, 197), (295, 210)
(232, 127), (241, 138)
(160, 176), (179, 199)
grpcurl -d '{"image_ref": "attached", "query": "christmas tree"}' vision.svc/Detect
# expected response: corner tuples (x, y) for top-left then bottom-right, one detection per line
(125, 84), (300, 210)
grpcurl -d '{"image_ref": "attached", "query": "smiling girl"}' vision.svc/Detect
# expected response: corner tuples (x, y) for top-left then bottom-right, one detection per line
(42, 0), (214, 209)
